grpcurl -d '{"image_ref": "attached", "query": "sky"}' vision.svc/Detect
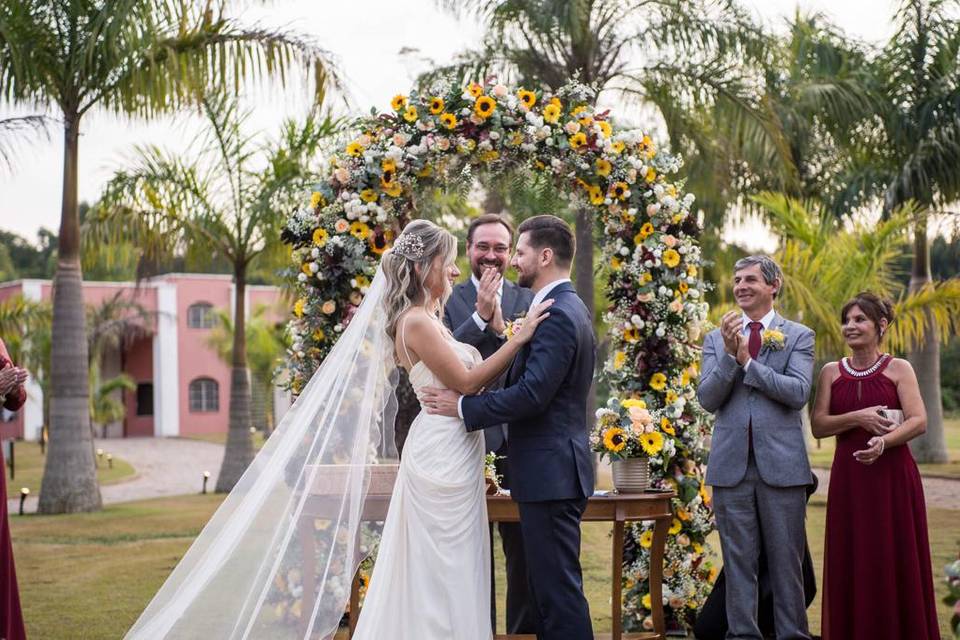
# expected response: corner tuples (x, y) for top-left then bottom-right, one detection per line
(0, 0), (905, 252)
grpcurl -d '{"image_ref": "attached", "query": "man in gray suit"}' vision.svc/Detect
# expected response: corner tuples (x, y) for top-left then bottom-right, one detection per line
(697, 255), (814, 640)
(442, 213), (536, 635)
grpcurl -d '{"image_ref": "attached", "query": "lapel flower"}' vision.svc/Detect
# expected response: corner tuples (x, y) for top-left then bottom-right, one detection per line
(761, 328), (786, 352)
(503, 311), (527, 340)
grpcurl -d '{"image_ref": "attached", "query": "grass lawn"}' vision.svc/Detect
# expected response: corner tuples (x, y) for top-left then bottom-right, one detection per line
(809, 414), (960, 479)
(6, 440), (135, 496)
(178, 430), (267, 450)
(10, 493), (958, 639)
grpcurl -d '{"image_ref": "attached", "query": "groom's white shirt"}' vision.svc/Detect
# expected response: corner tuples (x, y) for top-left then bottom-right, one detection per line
(734, 307), (775, 372)
(457, 277), (571, 419)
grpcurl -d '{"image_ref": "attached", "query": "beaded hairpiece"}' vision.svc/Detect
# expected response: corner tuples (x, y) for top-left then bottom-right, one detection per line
(392, 233), (425, 260)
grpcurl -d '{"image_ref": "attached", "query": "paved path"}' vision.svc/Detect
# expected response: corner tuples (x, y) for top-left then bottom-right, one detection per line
(812, 467), (960, 510)
(9, 437), (225, 515)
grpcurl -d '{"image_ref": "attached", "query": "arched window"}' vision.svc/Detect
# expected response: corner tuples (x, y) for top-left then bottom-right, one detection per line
(189, 378), (219, 412)
(187, 302), (215, 329)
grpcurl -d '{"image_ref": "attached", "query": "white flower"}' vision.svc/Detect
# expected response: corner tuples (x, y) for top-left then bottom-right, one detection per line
(297, 273), (308, 282)
(489, 130), (501, 141)
(311, 247), (320, 259)
(619, 247), (630, 256)
(525, 111), (544, 127)
(631, 314), (643, 327)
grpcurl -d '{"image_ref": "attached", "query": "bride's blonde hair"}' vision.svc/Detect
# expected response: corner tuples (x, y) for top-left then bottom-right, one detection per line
(381, 219), (458, 342)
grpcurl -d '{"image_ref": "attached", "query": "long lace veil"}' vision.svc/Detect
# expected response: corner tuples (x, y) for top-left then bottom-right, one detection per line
(126, 266), (399, 639)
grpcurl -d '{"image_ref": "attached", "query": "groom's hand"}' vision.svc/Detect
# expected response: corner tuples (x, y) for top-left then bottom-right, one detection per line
(420, 387), (461, 417)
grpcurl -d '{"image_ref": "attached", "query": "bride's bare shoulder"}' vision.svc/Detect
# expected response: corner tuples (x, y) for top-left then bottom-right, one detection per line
(396, 308), (441, 338)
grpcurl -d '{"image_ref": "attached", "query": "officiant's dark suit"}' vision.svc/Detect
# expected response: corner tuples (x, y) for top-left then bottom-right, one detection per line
(442, 216), (536, 635)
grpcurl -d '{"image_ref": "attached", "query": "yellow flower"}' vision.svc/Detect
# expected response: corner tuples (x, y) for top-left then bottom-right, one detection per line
(649, 372), (667, 391)
(569, 132), (588, 150)
(640, 431), (664, 455)
(642, 593), (652, 610)
(360, 189), (378, 203)
(622, 398), (646, 409)
(429, 96), (445, 114)
(321, 300), (336, 315)
(610, 140), (625, 154)
(543, 103), (561, 124)
(517, 88), (537, 108)
(309, 191), (324, 208)
(610, 256), (622, 270)
(676, 507), (691, 521)
(301, 262), (312, 275)
(595, 158), (612, 177)
(508, 131), (524, 146)
(597, 120), (612, 138)
(369, 233), (390, 255)
(762, 329), (787, 351)
(668, 518), (682, 535)
(383, 181), (402, 197)
(350, 221), (371, 240)
(613, 351), (626, 370)
(474, 95), (496, 119)
(403, 106), (418, 122)
(480, 150), (500, 163)
(623, 327), (640, 343)
(639, 530), (654, 548)
(390, 94), (407, 110)
(602, 427), (627, 453)
(440, 112), (458, 129)
(662, 249), (680, 268)
(312, 328), (325, 343)
(381, 157), (396, 173)
(645, 167), (657, 183)
(467, 82), (484, 98)
(346, 141), (364, 157)
(660, 417), (675, 436)
(637, 222), (655, 241)
(587, 184), (604, 205)
(293, 298), (306, 318)
(692, 542), (704, 554)
(312, 228), (328, 247)
(665, 390), (678, 405)
(355, 275), (370, 288)
(570, 105), (587, 116)
(609, 181), (628, 200)
(678, 281), (689, 294)
(416, 164), (432, 177)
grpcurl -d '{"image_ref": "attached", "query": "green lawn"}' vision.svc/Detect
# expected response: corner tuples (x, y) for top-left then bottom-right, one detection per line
(10, 493), (957, 639)
(6, 440), (135, 496)
(809, 415), (960, 479)
(178, 430), (267, 450)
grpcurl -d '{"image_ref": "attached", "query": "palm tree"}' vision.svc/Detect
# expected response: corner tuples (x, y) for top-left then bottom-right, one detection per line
(0, 115), (49, 172)
(0, 0), (338, 512)
(88, 94), (341, 491)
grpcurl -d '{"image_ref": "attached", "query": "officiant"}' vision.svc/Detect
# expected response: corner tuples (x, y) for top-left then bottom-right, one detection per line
(442, 213), (536, 635)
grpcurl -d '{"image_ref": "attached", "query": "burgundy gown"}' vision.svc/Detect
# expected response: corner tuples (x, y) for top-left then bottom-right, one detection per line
(0, 340), (27, 640)
(822, 354), (940, 640)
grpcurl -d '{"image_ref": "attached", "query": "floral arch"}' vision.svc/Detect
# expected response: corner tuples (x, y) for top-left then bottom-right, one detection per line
(281, 78), (715, 632)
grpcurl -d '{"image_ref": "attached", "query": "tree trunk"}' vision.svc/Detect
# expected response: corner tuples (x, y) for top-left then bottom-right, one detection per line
(907, 218), (949, 463)
(573, 206), (596, 429)
(38, 111), (102, 514)
(216, 267), (255, 492)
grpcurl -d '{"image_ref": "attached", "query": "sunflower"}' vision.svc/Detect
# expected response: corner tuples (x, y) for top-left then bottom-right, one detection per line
(293, 298), (306, 318)
(402, 106), (418, 122)
(610, 140), (626, 154)
(623, 327), (640, 343)
(668, 518), (682, 535)
(665, 390), (678, 405)
(640, 431), (664, 455)
(380, 170), (395, 189)
(440, 112), (458, 129)
(595, 158), (612, 177)
(645, 167), (657, 183)
(508, 131), (524, 146)
(587, 184), (604, 205)
(613, 351), (626, 370)
(609, 181), (628, 200)
(637, 222), (655, 240)
(474, 95), (496, 119)
(312, 228), (329, 247)
(359, 189), (378, 203)
(568, 132), (587, 150)
(649, 372), (667, 391)
(429, 96), (445, 114)
(383, 181), (402, 197)
(602, 427), (627, 453)
(578, 115), (594, 128)
(381, 157), (396, 173)
(639, 530), (654, 548)
(354, 274), (370, 288)
(662, 249), (681, 268)
(346, 141), (364, 157)
(660, 417), (675, 436)
(480, 150), (499, 163)
(597, 120), (612, 138)
(466, 82), (484, 98)
(350, 221), (371, 240)
(309, 191), (325, 208)
(678, 281), (689, 294)
(542, 103), (561, 124)
(390, 94), (407, 110)
(517, 88), (536, 108)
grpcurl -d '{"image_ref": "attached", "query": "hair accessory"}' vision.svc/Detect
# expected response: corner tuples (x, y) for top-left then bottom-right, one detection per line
(392, 233), (425, 259)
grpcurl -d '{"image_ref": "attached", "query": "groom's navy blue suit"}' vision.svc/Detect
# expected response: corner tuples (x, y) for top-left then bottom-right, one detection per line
(461, 281), (595, 640)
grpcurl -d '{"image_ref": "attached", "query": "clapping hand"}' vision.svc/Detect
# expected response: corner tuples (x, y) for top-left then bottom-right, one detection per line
(856, 405), (895, 435)
(720, 311), (748, 364)
(476, 267), (502, 324)
(0, 366), (28, 396)
(513, 300), (553, 345)
(853, 436), (885, 465)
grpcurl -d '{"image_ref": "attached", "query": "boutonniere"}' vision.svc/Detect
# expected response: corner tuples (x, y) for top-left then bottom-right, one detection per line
(761, 329), (786, 352)
(503, 311), (527, 340)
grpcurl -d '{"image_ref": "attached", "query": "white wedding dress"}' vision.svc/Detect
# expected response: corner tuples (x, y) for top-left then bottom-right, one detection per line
(352, 328), (493, 640)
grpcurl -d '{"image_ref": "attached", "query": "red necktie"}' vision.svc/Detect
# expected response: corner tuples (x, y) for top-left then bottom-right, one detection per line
(748, 322), (763, 360)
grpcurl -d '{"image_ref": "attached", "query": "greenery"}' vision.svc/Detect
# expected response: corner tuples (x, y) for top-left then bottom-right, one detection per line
(7, 442), (134, 496)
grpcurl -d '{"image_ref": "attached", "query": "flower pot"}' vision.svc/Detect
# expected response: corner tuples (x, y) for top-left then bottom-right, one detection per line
(611, 457), (649, 493)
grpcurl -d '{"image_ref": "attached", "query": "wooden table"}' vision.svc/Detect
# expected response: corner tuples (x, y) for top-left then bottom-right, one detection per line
(309, 489), (675, 640)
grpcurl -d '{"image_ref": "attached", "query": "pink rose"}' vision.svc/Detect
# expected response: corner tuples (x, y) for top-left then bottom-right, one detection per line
(564, 121), (581, 135)
(663, 234), (678, 247)
(334, 168), (350, 184)
(492, 84), (508, 97)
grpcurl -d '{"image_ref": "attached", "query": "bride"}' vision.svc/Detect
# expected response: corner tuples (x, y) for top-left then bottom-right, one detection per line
(125, 219), (550, 640)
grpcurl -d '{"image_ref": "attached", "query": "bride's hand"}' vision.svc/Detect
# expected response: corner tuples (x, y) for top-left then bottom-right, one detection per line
(514, 300), (553, 345)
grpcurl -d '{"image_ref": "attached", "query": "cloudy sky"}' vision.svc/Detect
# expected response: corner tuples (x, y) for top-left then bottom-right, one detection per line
(0, 0), (903, 249)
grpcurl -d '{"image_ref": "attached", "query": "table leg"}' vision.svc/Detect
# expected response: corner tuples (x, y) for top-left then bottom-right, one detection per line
(650, 516), (669, 638)
(612, 519), (624, 640)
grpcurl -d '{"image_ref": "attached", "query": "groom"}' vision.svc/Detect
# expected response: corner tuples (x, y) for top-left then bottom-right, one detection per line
(697, 255), (814, 640)
(423, 215), (595, 640)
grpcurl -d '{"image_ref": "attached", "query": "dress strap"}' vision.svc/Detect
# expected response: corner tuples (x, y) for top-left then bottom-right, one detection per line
(399, 314), (416, 368)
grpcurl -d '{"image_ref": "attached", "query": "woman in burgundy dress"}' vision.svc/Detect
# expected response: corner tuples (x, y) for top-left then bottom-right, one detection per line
(0, 337), (28, 640)
(811, 292), (940, 640)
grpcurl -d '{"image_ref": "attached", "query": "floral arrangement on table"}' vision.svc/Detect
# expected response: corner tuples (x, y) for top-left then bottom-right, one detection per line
(484, 452), (503, 493)
(281, 76), (716, 633)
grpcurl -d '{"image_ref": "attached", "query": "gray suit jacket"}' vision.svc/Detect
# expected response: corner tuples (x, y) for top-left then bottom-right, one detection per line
(697, 313), (815, 488)
(443, 278), (533, 453)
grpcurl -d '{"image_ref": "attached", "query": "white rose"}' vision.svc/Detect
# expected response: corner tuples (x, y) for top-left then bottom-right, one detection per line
(297, 273), (307, 282)
(489, 130), (501, 141)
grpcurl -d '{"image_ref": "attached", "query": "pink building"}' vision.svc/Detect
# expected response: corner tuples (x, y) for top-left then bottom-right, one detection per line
(0, 274), (290, 441)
